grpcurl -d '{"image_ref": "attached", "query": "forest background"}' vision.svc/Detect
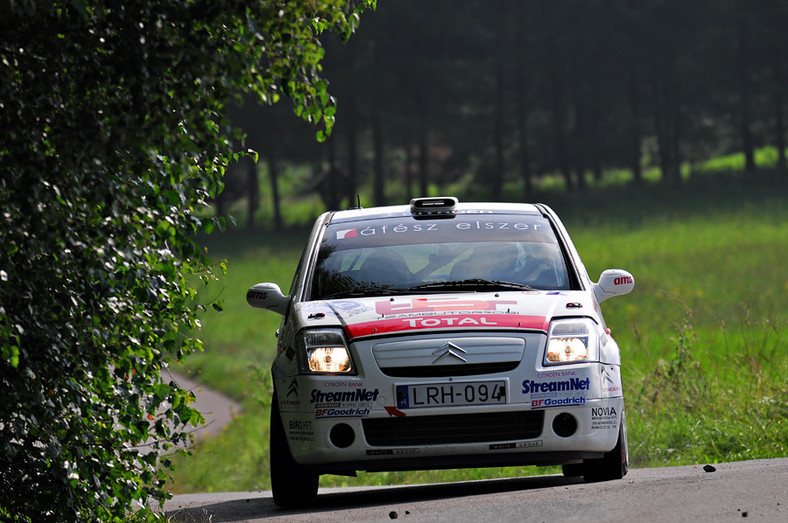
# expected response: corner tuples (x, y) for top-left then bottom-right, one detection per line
(219, 0), (787, 228)
(171, 0), (788, 494)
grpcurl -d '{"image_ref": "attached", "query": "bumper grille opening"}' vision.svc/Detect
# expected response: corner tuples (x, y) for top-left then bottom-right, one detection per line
(362, 410), (544, 446)
(380, 362), (519, 378)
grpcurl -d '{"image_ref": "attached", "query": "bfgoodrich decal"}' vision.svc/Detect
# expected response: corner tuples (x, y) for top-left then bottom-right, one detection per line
(315, 407), (370, 418)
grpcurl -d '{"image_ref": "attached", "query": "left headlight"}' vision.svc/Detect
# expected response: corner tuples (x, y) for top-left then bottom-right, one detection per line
(299, 328), (354, 374)
(544, 318), (600, 365)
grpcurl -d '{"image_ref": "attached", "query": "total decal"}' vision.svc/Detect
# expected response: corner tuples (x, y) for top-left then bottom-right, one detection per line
(339, 297), (550, 337)
(345, 313), (550, 337)
(521, 372), (592, 408)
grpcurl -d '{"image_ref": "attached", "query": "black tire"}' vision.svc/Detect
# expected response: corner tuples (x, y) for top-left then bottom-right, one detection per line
(582, 410), (629, 482)
(270, 395), (319, 508)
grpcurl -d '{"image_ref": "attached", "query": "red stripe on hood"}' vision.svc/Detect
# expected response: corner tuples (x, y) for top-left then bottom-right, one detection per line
(344, 313), (549, 339)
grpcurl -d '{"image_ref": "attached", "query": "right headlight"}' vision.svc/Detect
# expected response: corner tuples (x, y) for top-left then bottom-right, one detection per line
(544, 318), (600, 365)
(298, 328), (355, 374)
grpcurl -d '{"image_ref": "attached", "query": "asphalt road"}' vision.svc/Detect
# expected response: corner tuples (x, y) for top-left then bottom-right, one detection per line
(163, 457), (787, 522)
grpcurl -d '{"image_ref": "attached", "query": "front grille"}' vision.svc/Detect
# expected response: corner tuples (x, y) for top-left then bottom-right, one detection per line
(362, 410), (544, 446)
(380, 362), (519, 378)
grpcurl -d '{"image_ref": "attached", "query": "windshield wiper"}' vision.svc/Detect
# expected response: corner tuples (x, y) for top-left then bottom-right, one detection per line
(409, 279), (534, 292)
(320, 287), (413, 300)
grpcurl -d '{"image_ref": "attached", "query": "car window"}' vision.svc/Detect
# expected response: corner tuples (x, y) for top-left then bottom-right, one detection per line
(311, 215), (571, 299)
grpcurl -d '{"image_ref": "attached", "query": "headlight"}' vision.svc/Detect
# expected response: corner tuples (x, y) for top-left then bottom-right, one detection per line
(300, 329), (354, 374)
(544, 318), (600, 365)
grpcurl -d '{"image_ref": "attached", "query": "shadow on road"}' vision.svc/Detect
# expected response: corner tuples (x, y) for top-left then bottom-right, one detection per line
(166, 474), (583, 522)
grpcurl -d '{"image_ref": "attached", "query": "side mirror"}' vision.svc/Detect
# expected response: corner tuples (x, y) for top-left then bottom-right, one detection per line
(593, 269), (635, 304)
(246, 283), (289, 315)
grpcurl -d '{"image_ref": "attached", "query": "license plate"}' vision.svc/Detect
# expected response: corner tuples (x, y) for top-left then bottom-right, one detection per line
(396, 381), (507, 409)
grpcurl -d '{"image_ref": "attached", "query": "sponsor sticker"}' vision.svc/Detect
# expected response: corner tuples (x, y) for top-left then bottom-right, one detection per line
(287, 419), (315, 442)
(279, 378), (301, 409)
(346, 313), (549, 338)
(310, 388), (380, 407)
(489, 440), (543, 451)
(601, 366), (622, 397)
(366, 448), (421, 456)
(522, 377), (590, 408)
(530, 397), (586, 408)
(315, 407), (371, 418)
(375, 298), (516, 315)
(521, 377), (590, 395)
(591, 406), (619, 430)
(336, 229), (359, 240)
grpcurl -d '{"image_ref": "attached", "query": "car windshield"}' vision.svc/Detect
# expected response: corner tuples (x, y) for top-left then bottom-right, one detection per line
(310, 214), (573, 300)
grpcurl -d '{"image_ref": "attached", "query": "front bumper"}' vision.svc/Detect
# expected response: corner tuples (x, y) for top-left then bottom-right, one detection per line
(278, 383), (623, 474)
(275, 328), (625, 475)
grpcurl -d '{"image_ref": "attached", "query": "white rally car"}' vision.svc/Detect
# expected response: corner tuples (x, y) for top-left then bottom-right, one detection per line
(248, 197), (634, 507)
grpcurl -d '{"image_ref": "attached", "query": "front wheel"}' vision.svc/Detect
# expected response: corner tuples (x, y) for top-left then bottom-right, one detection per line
(270, 394), (319, 507)
(582, 410), (629, 482)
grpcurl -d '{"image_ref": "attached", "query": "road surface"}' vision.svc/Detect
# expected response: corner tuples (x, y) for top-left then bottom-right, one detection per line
(163, 457), (787, 522)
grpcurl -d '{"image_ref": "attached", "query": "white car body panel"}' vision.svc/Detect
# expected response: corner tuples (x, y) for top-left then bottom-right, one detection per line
(250, 199), (634, 504)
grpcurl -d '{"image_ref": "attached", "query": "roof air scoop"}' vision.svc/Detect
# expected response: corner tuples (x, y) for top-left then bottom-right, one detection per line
(410, 196), (458, 216)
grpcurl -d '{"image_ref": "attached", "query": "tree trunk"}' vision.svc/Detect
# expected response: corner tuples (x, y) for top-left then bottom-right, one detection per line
(324, 135), (341, 210)
(372, 110), (385, 206)
(627, 66), (643, 185)
(418, 136), (428, 197)
(266, 153), (283, 231)
(345, 96), (359, 205)
(775, 88), (786, 170)
(516, 60), (532, 200)
(773, 45), (787, 170)
(651, 61), (679, 185)
(549, 64), (573, 192)
(670, 84), (682, 185)
(736, 11), (757, 173)
(405, 146), (415, 200)
(245, 157), (259, 229)
(570, 88), (588, 192)
(739, 78), (756, 173)
(492, 62), (505, 201)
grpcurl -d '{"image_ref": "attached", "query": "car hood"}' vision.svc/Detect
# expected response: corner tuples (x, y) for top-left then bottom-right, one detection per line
(294, 291), (599, 340)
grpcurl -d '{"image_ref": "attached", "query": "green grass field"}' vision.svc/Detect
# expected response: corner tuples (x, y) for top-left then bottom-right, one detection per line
(167, 168), (787, 494)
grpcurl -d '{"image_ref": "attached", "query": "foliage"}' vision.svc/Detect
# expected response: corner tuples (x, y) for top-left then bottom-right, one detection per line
(0, 0), (373, 521)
